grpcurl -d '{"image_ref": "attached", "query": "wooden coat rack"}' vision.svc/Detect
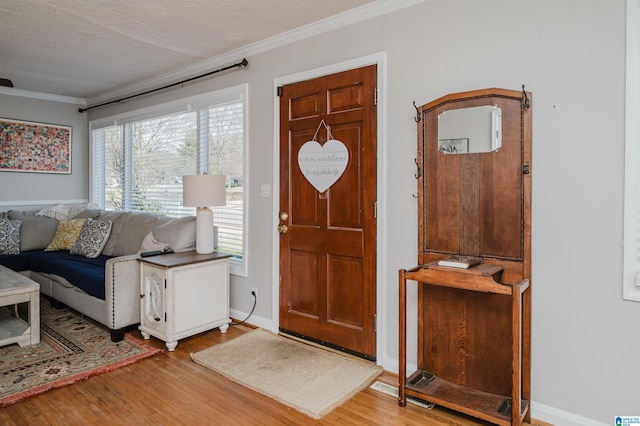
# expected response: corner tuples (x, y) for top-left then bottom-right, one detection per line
(398, 87), (532, 426)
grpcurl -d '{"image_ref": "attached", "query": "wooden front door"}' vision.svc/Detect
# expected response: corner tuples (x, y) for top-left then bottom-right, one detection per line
(278, 65), (377, 360)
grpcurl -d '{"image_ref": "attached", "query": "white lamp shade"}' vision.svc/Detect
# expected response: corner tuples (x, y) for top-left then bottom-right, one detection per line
(183, 174), (226, 207)
(183, 174), (226, 254)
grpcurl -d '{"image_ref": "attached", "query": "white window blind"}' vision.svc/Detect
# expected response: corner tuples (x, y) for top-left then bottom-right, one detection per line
(208, 102), (244, 258)
(90, 86), (247, 275)
(128, 111), (197, 216)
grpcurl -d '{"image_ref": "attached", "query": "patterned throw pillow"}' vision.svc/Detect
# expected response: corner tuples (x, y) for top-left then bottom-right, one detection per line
(0, 219), (22, 255)
(45, 219), (86, 251)
(70, 219), (113, 258)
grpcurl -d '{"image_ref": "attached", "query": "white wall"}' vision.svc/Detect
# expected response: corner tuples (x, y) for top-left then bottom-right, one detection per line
(0, 93), (89, 208)
(9, 0), (632, 423)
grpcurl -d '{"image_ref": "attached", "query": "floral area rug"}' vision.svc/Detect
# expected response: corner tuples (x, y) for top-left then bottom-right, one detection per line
(0, 299), (160, 406)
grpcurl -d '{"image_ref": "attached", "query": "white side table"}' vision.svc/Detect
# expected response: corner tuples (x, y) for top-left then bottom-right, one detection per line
(138, 251), (232, 351)
(0, 265), (40, 347)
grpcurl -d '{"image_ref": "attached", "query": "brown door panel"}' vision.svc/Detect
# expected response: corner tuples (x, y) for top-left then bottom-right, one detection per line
(279, 65), (377, 359)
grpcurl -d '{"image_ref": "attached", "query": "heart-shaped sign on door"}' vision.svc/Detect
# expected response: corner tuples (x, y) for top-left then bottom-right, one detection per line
(298, 139), (349, 193)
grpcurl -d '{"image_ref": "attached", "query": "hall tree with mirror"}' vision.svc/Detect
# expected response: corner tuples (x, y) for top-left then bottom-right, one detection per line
(398, 87), (532, 426)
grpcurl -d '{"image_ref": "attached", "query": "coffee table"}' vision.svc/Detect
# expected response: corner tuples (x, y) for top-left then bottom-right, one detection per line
(0, 264), (40, 347)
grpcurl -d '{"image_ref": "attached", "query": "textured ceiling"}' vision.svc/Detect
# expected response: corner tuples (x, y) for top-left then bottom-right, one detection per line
(0, 0), (378, 99)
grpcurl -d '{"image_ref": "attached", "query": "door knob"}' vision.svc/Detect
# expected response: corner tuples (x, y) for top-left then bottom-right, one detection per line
(278, 211), (288, 234)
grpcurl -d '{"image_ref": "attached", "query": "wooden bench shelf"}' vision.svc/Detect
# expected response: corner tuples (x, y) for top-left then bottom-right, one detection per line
(405, 369), (529, 426)
(398, 264), (531, 426)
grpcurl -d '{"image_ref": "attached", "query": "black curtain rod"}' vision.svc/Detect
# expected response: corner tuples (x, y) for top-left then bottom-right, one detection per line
(79, 58), (249, 113)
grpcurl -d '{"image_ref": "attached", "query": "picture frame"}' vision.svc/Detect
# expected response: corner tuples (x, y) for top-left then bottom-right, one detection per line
(0, 118), (72, 174)
(438, 138), (469, 154)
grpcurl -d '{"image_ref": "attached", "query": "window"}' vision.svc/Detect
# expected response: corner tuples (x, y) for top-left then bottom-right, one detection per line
(623, 0), (640, 300)
(90, 85), (248, 276)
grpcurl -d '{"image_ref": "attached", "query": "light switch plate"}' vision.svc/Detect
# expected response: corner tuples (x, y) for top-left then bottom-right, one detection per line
(260, 184), (271, 198)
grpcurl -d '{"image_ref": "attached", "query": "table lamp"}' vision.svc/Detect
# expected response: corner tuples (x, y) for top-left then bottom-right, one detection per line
(183, 174), (226, 254)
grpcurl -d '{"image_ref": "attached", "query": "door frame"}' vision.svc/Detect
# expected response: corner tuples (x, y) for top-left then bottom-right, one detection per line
(271, 52), (388, 365)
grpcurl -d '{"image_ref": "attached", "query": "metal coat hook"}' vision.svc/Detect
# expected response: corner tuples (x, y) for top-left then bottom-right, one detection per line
(413, 101), (421, 122)
(522, 84), (530, 110)
(412, 158), (421, 198)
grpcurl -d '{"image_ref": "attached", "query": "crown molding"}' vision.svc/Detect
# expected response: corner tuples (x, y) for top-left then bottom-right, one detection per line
(85, 0), (423, 107)
(0, 86), (86, 106)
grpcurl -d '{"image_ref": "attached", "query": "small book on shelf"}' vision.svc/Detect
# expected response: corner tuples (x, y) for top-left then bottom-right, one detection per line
(437, 255), (482, 269)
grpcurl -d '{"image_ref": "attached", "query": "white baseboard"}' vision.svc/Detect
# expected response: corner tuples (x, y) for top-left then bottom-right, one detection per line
(531, 402), (607, 426)
(229, 308), (273, 331)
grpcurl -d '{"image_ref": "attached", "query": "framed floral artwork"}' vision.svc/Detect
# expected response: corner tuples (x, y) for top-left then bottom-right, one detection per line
(0, 118), (72, 174)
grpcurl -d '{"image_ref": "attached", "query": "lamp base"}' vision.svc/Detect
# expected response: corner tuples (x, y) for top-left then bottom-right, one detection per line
(195, 207), (214, 254)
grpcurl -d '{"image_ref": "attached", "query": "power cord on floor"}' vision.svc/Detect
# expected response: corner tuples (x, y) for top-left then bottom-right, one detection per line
(231, 290), (257, 326)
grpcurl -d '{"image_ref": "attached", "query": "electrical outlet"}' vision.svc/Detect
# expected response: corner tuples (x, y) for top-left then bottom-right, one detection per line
(250, 287), (258, 301)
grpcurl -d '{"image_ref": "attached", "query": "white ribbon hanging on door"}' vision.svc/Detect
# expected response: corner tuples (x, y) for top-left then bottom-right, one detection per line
(297, 120), (349, 193)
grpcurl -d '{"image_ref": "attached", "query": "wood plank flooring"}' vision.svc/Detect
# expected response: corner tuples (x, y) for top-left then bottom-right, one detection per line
(0, 323), (549, 425)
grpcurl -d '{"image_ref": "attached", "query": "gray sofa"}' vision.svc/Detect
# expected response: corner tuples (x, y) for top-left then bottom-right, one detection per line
(0, 206), (196, 341)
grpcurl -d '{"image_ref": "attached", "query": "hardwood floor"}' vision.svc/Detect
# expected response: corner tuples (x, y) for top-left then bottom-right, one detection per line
(0, 324), (549, 425)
